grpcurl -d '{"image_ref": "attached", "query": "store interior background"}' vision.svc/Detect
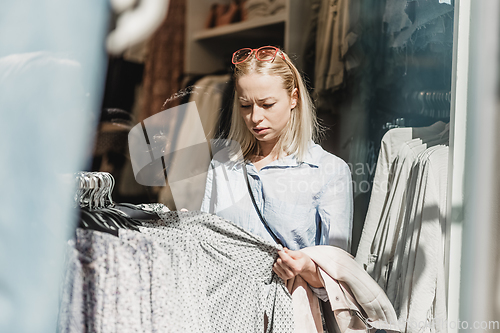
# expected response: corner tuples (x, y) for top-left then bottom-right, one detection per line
(95, 0), (454, 256)
(3, 0), (500, 332)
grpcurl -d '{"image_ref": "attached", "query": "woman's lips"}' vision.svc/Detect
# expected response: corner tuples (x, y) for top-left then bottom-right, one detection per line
(253, 127), (269, 135)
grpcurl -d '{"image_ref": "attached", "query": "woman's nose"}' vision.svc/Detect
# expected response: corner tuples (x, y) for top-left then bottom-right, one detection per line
(251, 105), (264, 123)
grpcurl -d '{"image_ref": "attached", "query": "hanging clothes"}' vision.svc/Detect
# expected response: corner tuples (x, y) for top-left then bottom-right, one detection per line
(315, 0), (361, 92)
(59, 210), (294, 333)
(355, 121), (446, 268)
(355, 122), (449, 333)
(366, 138), (427, 285)
(389, 145), (448, 333)
(59, 208), (401, 333)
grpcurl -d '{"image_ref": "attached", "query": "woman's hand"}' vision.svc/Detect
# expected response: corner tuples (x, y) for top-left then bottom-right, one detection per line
(272, 248), (324, 288)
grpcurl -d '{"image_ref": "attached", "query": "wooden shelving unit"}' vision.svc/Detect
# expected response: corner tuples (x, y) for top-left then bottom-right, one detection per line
(185, 0), (311, 75)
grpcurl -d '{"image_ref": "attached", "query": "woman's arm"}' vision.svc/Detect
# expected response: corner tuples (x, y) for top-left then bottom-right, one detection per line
(272, 248), (323, 288)
(318, 160), (353, 251)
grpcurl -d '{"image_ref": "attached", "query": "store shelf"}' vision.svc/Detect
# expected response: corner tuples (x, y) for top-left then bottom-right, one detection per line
(186, 0), (309, 74)
(193, 13), (287, 40)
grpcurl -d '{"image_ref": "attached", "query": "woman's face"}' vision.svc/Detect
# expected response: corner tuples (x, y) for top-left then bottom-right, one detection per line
(236, 73), (297, 146)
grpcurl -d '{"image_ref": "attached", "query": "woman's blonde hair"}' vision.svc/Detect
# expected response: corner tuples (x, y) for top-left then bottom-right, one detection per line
(227, 47), (320, 161)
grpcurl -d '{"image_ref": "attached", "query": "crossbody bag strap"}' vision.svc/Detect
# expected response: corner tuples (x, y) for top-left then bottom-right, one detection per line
(242, 164), (284, 247)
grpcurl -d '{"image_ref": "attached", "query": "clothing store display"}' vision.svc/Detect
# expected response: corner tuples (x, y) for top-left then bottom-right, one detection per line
(59, 210), (294, 333)
(355, 123), (450, 333)
(315, 0), (361, 92)
(355, 121), (446, 268)
(367, 138), (426, 283)
(1, 1), (471, 333)
(59, 205), (403, 333)
(389, 146), (448, 333)
(201, 142), (353, 252)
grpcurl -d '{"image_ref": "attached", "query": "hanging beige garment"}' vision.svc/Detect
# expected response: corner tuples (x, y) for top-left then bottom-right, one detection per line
(315, 0), (361, 92)
(355, 121), (446, 269)
(291, 245), (401, 333)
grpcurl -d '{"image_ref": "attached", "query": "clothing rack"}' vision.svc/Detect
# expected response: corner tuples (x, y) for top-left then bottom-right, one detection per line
(75, 171), (115, 209)
(74, 171), (159, 235)
(356, 121), (450, 332)
(406, 90), (451, 118)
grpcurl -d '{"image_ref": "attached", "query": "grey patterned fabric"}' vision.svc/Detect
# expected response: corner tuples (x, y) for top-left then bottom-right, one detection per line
(59, 211), (294, 333)
(58, 241), (85, 333)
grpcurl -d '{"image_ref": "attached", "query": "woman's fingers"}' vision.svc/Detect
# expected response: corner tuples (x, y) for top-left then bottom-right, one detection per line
(274, 250), (301, 280)
(272, 262), (288, 280)
(274, 249), (323, 287)
(278, 249), (305, 271)
(273, 260), (294, 280)
(277, 249), (295, 266)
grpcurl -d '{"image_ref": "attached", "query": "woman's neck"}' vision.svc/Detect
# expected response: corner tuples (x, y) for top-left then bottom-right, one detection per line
(251, 141), (279, 171)
(258, 139), (278, 158)
(251, 154), (276, 172)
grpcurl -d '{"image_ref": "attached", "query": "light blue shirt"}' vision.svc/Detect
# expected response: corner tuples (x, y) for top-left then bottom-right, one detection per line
(201, 142), (353, 252)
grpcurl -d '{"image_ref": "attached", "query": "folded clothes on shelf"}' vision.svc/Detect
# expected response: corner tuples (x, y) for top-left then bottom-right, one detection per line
(244, 0), (286, 20)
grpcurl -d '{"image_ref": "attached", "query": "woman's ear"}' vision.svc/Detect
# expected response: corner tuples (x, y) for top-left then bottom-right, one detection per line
(291, 88), (298, 109)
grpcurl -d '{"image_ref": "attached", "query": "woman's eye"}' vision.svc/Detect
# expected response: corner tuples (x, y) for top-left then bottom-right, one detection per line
(263, 103), (275, 108)
(240, 105), (251, 109)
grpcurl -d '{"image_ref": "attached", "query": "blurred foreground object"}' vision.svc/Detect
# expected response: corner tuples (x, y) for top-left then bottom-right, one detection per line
(107, 0), (170, 55)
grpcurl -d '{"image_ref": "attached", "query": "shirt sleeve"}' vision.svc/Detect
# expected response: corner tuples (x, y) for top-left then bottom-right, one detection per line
(317, 160), (353, 253)
(200, 160), (215, 213)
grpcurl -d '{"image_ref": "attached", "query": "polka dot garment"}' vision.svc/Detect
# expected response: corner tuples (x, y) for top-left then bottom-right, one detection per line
(59, 210), (294, 333)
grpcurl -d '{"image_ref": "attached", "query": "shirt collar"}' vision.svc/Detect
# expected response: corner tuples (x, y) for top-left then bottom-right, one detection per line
(230, 142), (321, 170)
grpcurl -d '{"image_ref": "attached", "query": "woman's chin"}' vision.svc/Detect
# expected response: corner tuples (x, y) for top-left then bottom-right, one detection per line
(254, 134), (269, 142)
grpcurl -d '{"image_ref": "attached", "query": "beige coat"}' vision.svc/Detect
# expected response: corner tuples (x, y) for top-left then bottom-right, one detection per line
(287, 246), (400, 333)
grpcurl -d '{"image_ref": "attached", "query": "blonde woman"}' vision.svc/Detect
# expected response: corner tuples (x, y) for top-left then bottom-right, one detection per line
(201, 46), (353, 294)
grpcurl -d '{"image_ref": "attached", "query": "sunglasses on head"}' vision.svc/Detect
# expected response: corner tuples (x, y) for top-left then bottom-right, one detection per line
(231, 46), (285, 65)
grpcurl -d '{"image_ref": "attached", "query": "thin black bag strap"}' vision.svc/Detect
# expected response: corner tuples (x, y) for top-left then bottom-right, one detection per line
(243, 164), (284, 246)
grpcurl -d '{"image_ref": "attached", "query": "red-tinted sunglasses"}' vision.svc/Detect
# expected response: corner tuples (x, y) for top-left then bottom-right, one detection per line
(231, 46), (285, 65)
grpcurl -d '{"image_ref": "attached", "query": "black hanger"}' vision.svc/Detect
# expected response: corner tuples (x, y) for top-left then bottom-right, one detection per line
(112, 203), (160, 220)
(79, 208), (119, 237)
(74, 172), (149, 236)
